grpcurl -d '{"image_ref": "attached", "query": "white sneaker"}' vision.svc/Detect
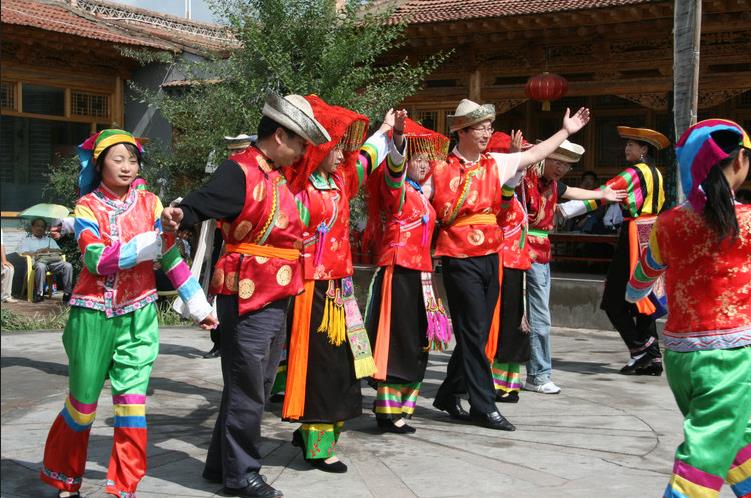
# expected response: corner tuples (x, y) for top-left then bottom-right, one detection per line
(523, 381), (561, 394)
(1, 297), (18, 303)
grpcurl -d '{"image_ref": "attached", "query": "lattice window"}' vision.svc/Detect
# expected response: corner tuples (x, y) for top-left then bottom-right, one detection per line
(71, 91), (110, 119)
(1, 81), (17, 111)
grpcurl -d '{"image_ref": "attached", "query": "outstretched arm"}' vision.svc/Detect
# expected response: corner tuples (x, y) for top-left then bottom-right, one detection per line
(517, 108), (591, 170)
(562, 185), (626, 202)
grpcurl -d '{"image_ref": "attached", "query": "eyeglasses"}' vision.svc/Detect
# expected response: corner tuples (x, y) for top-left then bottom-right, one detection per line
(468, 126), (494, 135)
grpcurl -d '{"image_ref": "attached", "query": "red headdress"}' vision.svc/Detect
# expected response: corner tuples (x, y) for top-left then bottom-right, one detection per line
(362, 118), (449, 255)
(285, 95), (369, 194)
(485, 131), (530, 154)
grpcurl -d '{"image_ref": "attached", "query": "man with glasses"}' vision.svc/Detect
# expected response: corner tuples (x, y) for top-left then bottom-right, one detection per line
(160, 93), (330, 498)
(521, 141), (625, 395)
(425, 98), (592, 431)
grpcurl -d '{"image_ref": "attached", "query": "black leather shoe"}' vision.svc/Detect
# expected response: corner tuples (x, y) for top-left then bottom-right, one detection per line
(376, 417), (416, 434)
(223, 472), (282, 497)
(32, 294), (43, 303)
(495, 391), (519, 403)
(469, 409), (516, 431)
(433, 394), (471, 421)
(268, 392), (284, 403)
(202, 468), (222, 483)
(307, 457), (348, 473)
(620, 361), (638, 375)
(634, 358), (663, 376)
(203, 345), (220, 359)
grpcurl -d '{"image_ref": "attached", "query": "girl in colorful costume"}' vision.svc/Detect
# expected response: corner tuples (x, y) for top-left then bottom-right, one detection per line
(40, 130), (217, 498)
(564, 126), (670, 375)
(486, 131), (531, 403)
(626, 119), (751, 498)
(363, 117), (452, 433)
(283, 97), (404, 473)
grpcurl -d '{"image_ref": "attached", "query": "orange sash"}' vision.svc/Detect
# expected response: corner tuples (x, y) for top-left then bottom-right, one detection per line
(451, 213), (498, 228)
(372, 266), (394, 381)
(225, 242), (300, 260)
(282, 279), (315, 420)
(484, 253), (503, 362)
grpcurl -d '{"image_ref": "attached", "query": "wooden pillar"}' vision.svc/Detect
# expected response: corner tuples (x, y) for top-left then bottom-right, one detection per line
(469, 68), (482, 102)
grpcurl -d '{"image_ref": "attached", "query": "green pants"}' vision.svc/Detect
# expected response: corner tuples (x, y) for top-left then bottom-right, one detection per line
(41, 304), (159, 496)
(663, 347), (751, 498)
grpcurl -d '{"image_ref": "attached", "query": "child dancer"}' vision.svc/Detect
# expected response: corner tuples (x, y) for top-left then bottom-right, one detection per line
(627, 119), (751, 498)
(40, 130), (217, 498)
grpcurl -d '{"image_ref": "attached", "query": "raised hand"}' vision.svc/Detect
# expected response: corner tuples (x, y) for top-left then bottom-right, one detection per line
(510, 129), (524, 153)
(393, 109), (408, 133)
(382, 108), (396, 129)
(161, 207), (184, 232)
(562, 107), (591, 135)
(603, 186), (627, 203)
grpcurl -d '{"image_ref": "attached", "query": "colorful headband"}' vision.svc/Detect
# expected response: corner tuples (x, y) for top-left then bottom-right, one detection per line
(675, 119), (751, 212)
(78, 129), (143, 196)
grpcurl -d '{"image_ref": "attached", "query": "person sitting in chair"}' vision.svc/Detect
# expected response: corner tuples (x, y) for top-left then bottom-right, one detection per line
(16, 218), (73, 303)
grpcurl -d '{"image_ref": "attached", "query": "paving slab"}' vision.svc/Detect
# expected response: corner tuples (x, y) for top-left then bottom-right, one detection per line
(1, 326), (736, 497)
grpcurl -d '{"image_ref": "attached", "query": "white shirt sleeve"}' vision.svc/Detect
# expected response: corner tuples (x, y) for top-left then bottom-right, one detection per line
(489, 152), (522, 188)
(389, 136), (406, 167)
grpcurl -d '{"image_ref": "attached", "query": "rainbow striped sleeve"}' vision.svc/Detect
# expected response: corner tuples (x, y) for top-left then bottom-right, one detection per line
(160, 232), (212, 321)
(577, 169), (644, 218)
(626, 227), (666, 303)
(354, 131), (390, 191)
(74, 203), (162, 277)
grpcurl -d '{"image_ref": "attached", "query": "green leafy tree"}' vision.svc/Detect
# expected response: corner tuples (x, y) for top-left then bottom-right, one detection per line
(134, 0), (447, 189)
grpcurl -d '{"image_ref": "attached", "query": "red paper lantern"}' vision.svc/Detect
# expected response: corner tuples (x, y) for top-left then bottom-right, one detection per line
(525, 72), (568, 111)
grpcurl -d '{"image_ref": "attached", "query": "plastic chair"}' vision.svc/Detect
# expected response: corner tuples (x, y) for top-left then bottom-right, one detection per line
(22, 254), (66, 302)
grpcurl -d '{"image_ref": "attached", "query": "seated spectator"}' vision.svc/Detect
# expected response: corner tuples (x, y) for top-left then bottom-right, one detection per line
(1, 230), (17, 303)
(16, 218), (73, 303)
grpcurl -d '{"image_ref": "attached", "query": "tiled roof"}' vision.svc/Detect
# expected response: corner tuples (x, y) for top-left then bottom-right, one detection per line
(1, 0), (174, 49)
(388, 0), (657, 24)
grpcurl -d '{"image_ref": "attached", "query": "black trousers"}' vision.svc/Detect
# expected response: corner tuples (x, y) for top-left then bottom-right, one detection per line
(204, 295), (288, 488)
(601, 224), (661, 358)
(436, 254), (499, 413)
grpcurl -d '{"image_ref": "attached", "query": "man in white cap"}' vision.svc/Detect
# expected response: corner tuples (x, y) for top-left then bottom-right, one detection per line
(520, 141), (625, 396)
(427, 98), (592, 431)
(161, 93), (330, 498)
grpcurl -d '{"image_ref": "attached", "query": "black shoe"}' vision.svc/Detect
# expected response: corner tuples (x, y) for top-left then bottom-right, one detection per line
(376, 417), (416, 434)
(32, 294), (43, 303)
(469, 409), (516, 431)
(62, 293), (71, 304)
(433, 394), (471, 421)
(223, 472), (282, 497)
(307, 457), (348, 473)
(634, 358), (663, 376)
(202, 468), (222, 484)
(495, 391), (519, 403)
(620, 361), (638, 375)
(203, 345), (220, 359)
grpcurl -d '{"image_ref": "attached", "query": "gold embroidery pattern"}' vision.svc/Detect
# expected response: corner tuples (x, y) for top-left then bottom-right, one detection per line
(238, 278), (255, 299)
(234, 220), (253, 241)
(276, 265), (293, 286)
(225, 272), (239, 292)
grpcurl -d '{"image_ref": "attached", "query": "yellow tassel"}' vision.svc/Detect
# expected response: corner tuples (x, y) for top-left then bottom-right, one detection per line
(354, 356), (377, 379)
(317, 296), (330, 334)
(329, 303), (345, 346)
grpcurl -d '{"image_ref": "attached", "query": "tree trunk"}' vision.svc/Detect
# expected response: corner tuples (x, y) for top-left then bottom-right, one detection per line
(673, 0), (702, 203)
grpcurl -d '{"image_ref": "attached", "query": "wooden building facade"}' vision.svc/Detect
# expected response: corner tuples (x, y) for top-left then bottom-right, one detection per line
(385, 0), (751, 190)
